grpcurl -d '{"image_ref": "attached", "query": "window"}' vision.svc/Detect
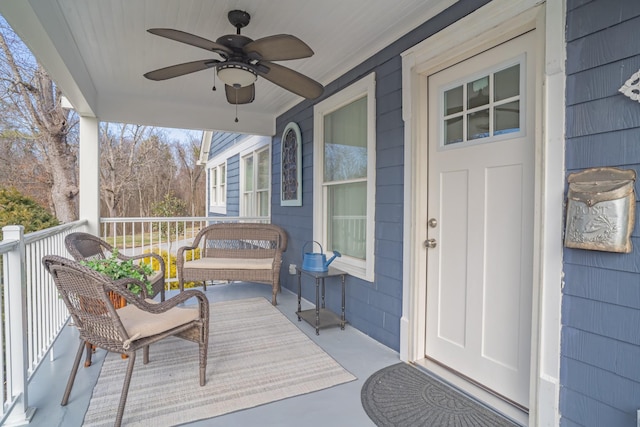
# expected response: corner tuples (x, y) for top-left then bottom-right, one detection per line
(441, 59), (523, 147)
(313, 73), (376, 281)
(241, 146), (270, 218)
(209, 163), (226, 214)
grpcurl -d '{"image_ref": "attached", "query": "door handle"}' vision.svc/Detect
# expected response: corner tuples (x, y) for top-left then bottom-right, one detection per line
(424, 238), (437, 249)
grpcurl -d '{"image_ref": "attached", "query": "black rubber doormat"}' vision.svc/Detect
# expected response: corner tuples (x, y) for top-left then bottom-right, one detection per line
(361, 363), (521, 426)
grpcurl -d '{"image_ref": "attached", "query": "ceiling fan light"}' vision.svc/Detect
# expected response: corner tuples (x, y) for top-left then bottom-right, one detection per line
(217, 63), (257, 87)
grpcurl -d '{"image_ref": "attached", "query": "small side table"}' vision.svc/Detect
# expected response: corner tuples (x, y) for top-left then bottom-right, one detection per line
(296, 266), (347, 335)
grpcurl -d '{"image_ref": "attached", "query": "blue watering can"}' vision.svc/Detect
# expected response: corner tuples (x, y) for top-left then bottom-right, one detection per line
(302, 241), (341, 272)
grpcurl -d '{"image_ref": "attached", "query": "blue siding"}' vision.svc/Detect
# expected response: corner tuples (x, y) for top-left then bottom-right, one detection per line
(562, 0), (640, 425)
(271, 0), (491, 351)
(208, 132), (241, 160)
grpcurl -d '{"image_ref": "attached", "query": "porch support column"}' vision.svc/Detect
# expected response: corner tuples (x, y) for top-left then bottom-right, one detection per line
(79, 115), (100, 235)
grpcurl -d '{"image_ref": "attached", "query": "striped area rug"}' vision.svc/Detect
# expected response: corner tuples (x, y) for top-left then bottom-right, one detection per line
(83, 297), (356, 426)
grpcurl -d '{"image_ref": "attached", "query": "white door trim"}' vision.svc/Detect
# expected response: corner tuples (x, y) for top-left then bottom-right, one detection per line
(400, 1), (565, 425)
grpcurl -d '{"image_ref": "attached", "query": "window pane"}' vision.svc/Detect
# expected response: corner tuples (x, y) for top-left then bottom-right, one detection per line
(244, 157), (253, 191)
(495, 100), (520, 135)
(257, 150), (269, 190)
(220, 164), (226, 184)
(467, 109), (489, 140)
(494, 64), (519, 102)
(444, 116), (463, 145)
(243, 193), (253, 216)
(444, 86), (463, 115)
(327, 181), (366, 260)
(258, 191), (269, 216)
(467, 76), (489, 109)
(324, 96), (367, 182)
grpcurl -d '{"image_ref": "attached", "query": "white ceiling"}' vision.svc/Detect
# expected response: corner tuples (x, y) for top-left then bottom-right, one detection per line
(0, 0), (456, 135)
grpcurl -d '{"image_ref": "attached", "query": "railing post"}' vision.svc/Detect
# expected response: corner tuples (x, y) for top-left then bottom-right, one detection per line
(3, 225), (35, 425)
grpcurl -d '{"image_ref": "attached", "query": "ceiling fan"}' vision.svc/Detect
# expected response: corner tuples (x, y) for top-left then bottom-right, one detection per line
(144, 10), (324, 110)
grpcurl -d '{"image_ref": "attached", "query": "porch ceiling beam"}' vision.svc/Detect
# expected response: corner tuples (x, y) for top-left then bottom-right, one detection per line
(97, 92), (276, 136)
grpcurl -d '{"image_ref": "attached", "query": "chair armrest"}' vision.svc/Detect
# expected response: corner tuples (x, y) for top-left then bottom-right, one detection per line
(124, 288), (209, 318)
(176, 245), (197, 266)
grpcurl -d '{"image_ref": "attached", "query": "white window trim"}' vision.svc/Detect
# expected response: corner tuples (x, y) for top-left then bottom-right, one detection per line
(207, 134), (270, 216)
(313, 72), (376, 282)
(239, 143), (271, 218)
(209, 162), (227, 215)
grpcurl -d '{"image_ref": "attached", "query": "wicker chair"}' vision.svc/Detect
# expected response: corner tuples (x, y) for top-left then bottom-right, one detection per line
(42, 255), (209, 427)
(177, 223), (287, 305)
(65, 231), (166, 302)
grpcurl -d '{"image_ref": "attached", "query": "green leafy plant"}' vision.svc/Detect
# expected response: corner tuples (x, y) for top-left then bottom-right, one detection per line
(80, 248), (154, 297)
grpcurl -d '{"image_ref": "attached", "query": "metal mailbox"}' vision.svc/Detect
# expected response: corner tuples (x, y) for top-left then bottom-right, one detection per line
(564, 167), (636, 253)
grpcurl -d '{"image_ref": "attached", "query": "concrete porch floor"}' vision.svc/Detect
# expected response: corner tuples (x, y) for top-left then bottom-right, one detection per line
(24, 282), (400, 427)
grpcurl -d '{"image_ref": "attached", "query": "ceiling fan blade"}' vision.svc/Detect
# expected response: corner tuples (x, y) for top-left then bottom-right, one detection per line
(225, 84), (255, 104)
(147, 28), (232, 57)
(244, 35), (313, 61)
(144, 60), (218, 81)
(257, 61), (323, 99)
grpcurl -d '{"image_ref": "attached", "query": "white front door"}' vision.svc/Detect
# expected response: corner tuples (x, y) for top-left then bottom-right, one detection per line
(425, 30), (536, 408)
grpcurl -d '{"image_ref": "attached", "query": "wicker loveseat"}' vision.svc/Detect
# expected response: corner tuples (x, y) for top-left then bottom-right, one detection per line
(177, 223), (288, 305)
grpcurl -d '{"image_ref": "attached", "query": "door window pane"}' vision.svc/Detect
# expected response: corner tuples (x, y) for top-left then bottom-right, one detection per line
(494, 64), (519, 102)
(467, 109), (490, 140)
(495, 101), (520, 134)
(445, 86), (463, 115)
(467, 76), (489, 109)
(445, 116), (463, 145)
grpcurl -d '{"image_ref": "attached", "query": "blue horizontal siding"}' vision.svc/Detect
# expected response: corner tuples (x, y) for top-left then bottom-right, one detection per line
(566, 0), (640, 42)
(566, 14), (640, 75)
(561, 357), (640, 425)
(562, 1), (640, 425)
(560, 387), (633, 427)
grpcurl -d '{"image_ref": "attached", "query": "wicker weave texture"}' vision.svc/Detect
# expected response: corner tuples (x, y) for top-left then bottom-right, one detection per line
(177, 223), (287, 305)
(42, 255), (209, 427)
(65, 232), (166, 301)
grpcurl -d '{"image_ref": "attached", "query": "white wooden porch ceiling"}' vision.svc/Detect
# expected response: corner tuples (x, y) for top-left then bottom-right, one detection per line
(0, 0), (456, 135)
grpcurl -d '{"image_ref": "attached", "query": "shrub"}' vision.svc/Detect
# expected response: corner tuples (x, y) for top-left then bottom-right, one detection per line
(142, 247), (201, 290)
(0, 187), (59, 238)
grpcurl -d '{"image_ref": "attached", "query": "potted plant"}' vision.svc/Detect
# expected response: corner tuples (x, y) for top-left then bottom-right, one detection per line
(80, 248), (154, 304)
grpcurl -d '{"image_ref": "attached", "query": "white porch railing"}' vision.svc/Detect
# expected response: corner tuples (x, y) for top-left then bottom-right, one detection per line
(0, 216), (268, 424)
(1, 220), (89, 425)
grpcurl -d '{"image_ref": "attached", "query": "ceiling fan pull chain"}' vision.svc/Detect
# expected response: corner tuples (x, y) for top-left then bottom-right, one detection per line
(212, 72), (217, 91)
(235, 89), (239, 123)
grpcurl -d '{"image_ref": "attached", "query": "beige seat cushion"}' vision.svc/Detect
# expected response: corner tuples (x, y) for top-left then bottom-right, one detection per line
(116, 303), (200, 342)
(184, 257), (273, 270)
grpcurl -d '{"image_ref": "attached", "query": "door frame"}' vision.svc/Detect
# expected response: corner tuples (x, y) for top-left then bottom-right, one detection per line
(399, 1), (565, 425)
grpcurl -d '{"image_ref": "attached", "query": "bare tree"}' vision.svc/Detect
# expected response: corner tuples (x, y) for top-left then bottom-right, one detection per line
(0, 21), (78, 221)
(175, 138), (205, 216)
